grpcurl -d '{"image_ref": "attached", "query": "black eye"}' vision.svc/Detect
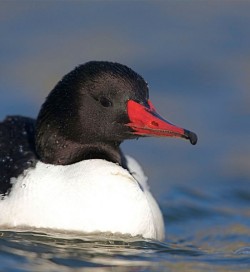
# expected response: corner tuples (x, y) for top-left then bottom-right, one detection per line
(99, 96), (112, 107)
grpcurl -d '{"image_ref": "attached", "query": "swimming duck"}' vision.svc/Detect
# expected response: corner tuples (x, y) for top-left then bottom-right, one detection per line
(0, 61), (197, 241)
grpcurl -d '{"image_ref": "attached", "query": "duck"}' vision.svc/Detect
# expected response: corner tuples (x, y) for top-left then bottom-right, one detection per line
(0, 61), (197, 241)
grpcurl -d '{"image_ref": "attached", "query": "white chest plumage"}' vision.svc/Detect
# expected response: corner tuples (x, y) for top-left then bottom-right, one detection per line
(0, 156), (165, 241)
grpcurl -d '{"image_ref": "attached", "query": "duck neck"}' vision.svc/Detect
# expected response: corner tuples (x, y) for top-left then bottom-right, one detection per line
(36, 130), (124, 166)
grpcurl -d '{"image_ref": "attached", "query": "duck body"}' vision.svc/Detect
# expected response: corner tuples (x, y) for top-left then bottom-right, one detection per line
(0, 61), (197, 241)
(0, 156), (165, 240)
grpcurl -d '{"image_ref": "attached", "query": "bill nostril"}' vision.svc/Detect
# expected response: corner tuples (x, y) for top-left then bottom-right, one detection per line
(151, 121), (159, 127)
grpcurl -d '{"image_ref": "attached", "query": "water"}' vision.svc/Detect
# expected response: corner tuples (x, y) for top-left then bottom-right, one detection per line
(0, 231), (202, 271)
(0, 231), (247, 271)
(1, 1), (250, 271)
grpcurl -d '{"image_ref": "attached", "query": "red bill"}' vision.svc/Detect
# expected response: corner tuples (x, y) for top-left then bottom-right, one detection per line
(126, 100), (197, 145)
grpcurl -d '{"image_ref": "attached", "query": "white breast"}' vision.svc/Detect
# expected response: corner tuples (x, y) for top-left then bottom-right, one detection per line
(0, 156), (165, 241)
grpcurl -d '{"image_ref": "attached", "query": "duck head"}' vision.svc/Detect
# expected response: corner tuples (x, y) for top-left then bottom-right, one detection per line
(35, 61), (197, 166)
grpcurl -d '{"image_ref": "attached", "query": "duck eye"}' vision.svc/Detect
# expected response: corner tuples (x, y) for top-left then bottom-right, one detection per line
(99, 96), (112, 107)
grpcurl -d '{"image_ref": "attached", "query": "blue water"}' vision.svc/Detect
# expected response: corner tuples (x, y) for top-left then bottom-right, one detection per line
(0, 1), (250, 271)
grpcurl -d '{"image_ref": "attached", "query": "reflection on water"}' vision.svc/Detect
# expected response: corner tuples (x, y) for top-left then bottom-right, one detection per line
(0, 230), (202, 271)
(0, 230), (249, 271)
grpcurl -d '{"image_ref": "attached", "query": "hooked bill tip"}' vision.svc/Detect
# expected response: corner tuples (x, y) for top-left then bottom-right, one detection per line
(184, 130), (198, 145)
